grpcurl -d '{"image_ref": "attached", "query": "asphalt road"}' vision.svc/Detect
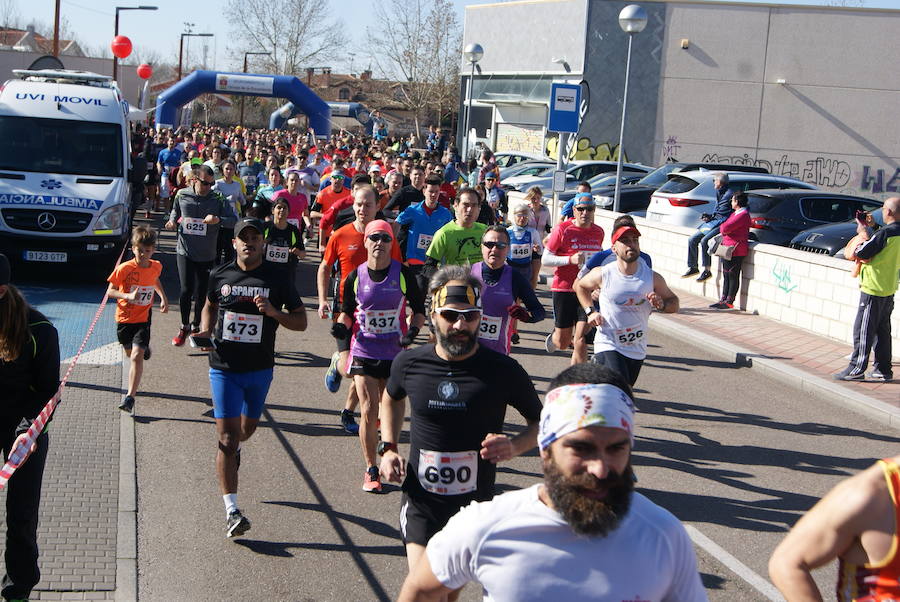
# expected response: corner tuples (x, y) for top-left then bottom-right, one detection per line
(21, 230), (899, 601)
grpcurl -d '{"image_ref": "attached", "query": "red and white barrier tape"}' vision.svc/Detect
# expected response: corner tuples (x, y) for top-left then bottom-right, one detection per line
(0, 243), (129, 489)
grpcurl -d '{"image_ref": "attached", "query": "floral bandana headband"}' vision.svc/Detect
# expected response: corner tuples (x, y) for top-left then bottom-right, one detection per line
(538, 383), (635, 451)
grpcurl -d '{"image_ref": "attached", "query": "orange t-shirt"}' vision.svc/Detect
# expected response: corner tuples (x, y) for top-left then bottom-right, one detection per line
(323, 222), (402, 301)
(316, 186), (352, 214)
(107, 258), (162, 324)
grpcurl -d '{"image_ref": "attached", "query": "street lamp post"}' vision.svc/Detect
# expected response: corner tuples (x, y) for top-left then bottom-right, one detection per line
(178, 32), (214, 80)
(462, 43), (483, 161)
(112, 5), (158, 82)
(613, 4), (647, 214)
(240, 51), (271, 127)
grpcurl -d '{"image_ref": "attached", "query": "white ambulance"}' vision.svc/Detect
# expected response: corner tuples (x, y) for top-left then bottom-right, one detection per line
(0, 69), (134, 266)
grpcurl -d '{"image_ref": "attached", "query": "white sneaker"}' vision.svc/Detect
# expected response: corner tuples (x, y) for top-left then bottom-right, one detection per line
(545, 333), (559, 353)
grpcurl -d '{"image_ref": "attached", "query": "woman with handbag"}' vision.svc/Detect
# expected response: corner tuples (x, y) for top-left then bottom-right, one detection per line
(710, 191), (751, 309)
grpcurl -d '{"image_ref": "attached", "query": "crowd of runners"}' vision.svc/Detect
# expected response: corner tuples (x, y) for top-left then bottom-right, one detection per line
(76, 121), (899, 600)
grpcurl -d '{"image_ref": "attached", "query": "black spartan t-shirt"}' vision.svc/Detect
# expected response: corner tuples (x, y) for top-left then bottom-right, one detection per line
(386, 344), (542, 508)
(206, 261), (302, 372)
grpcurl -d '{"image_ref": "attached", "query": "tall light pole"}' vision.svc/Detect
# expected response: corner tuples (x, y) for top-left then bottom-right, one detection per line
(112, 6), (157, 82)
(178, 32), (214, 80)
(462, 43), (483, 161)
(240, 51), (271, 127)
(613, 4), (647, 214)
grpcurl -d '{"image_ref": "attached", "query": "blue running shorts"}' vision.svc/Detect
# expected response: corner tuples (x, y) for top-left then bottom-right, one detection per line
(209, 368), (274, 419)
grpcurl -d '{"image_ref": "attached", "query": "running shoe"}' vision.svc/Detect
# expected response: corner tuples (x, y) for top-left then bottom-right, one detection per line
(869, 369), (894, 382)
(363, 466), (382, 493)
(143, 346), (152, 361)
(833, 369), (865, 381)
(511, 333), (520, 345)
(171, 326), (189, 347)
(545, 333), (559, 353)
(325, 351), (342, 393)
(118, 395), (135, 415)
(340, 409), (359, 435)
(226, 509), (251, 538)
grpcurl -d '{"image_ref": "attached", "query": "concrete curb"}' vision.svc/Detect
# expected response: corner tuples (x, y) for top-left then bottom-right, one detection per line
(653, 313), (900, 430)
(115, 362), (137, 602)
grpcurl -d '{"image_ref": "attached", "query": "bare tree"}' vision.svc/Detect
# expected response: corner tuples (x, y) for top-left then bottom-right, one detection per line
(366, 0), (462, 136)
(0, 0), (20, 28)
(223, 0), (343, 75)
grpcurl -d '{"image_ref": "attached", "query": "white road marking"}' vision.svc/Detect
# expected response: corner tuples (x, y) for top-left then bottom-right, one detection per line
(685, 524), (786, 602)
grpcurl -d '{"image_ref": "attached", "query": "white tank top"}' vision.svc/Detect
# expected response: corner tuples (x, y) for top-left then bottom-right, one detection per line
(593, 260), (654, 360)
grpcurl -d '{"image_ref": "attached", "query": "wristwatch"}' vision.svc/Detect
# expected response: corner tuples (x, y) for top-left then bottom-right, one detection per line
(377, 441), (397, 456)
(583, 306), (595, 316)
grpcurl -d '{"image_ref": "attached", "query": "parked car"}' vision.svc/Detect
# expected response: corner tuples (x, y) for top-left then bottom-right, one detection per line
(546, 172), (645, 206)
(746, 190), (882, 246)
(504, 160), (652, 193)
(499, 160), (555, 184)
(790, 208), (886, 256)
(592, 162), (772, 214)
(493, 151), (549, 170)
(646, 171), (816, 228)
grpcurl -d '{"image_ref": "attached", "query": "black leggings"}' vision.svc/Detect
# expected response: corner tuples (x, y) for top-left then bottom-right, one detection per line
(176, 254), (213, 328)
(721, 255), (745, 304)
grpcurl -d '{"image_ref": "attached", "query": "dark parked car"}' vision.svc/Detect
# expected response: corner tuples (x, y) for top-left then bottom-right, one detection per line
(592, 162), (771, 214)
(790, 208), (886, 256)
(747, 190), (882, 246)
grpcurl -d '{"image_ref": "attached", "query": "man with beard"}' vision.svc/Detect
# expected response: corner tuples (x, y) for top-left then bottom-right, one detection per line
(398, 362), (707, 602)
(574, 224), (679, 386)
(379, 265), (542, 578)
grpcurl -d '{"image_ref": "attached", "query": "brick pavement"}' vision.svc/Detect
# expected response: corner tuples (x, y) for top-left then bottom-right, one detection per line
(654, 286), (899, 412)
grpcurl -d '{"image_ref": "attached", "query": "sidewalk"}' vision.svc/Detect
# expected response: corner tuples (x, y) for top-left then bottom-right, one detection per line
(653, 286), (900, 427)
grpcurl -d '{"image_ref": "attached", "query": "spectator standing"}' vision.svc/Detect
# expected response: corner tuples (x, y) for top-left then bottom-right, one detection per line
(710, 191), (751, 310)
(834, 196), (899, 382)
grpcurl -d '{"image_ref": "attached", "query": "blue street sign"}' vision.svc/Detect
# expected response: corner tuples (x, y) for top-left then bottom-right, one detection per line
(548, 83), (581, 134)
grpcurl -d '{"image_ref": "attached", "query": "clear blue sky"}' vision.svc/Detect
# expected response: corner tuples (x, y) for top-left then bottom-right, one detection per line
(12, 0), (900, 74)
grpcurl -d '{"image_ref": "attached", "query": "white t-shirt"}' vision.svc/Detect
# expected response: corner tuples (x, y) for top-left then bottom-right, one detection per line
(426, 484), (707, 602)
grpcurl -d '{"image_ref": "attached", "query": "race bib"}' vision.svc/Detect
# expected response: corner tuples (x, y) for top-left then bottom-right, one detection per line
(359, 308), (401, 334)
(478, 314), (503, 341)
(416, 233), (433, 250)
(242, 175), (257, 188)
(510, 243), (532, 259)
(417, 450), (477, 496)
(266, 245), (290, 263)
(615, 325), (645, 347)
(222, 311), (263, 343)
(181, 216), (207, 236)
(131, 285), (154, 306)
(287, 218), (301, 230)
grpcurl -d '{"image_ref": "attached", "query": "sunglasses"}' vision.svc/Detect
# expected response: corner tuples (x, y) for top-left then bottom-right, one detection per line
(367, 233), (393, 243)
(482, 241), (508, 249)
(435, 308), (481, 322)
(198, 180), (215, 186)
(574, 206), (595, 212)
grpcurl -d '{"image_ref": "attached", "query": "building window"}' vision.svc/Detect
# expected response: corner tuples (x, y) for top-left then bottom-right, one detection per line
(339, 88), (350, 100)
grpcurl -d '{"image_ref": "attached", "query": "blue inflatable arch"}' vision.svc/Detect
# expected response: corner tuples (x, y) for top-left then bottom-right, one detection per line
(155, 70), (331, 135)
(270, 101), (371, 134)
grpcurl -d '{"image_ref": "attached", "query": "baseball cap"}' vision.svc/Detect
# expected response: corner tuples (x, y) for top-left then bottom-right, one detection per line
(0, 253), (10, 285)
(330, 171), (345, 180)
(611, 226), (641, 244)
(369, 165), (382, 173)
(233, 218), (265, 238)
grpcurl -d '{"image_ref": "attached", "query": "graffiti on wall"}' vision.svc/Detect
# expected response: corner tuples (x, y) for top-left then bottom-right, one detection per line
(860, 166), (900, 194)
(662, 135), (681, 162)
(772, 261), (799, 294)
(700, 152), (852, 188)
(546, 135), (628, 162)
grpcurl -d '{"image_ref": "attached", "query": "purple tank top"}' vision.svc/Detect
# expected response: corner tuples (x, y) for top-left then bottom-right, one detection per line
(350, 260), (407, 360)
(471, 262), (514, 355)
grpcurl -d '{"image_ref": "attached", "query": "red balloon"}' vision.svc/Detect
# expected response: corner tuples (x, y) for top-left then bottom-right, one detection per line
(110, 35), (132, 59)
(136, 63), (152, 79)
